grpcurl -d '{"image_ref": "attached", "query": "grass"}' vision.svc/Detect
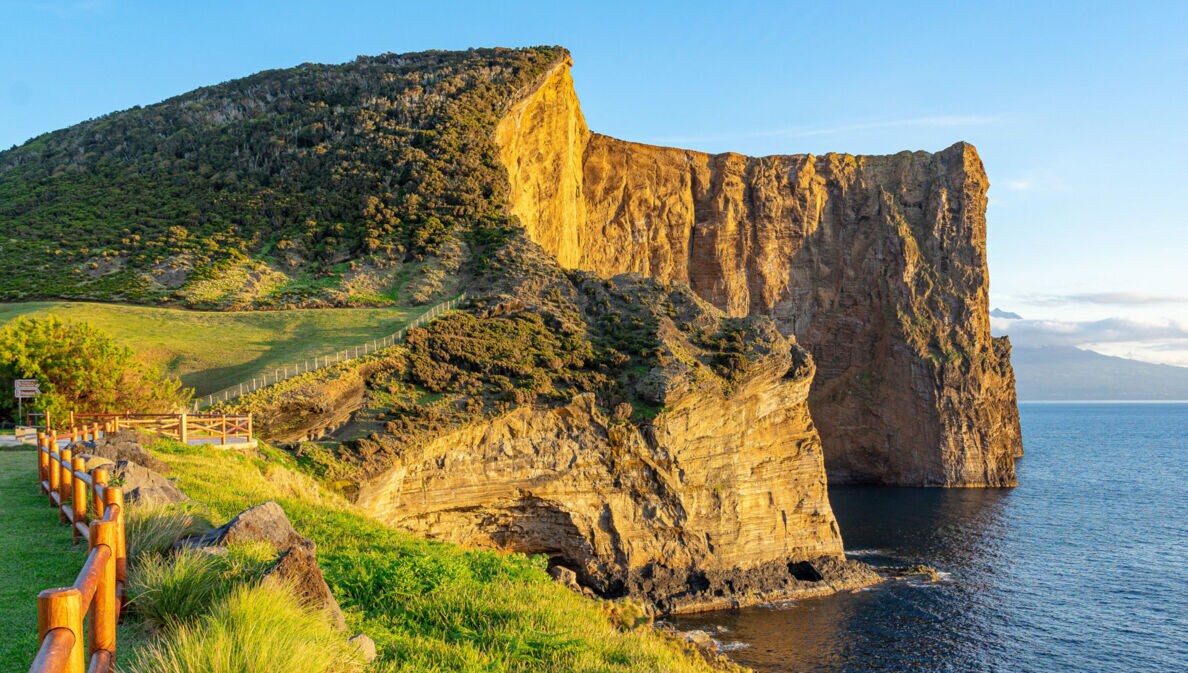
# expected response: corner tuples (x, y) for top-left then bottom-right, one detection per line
(0, 301), (421, 396)
(148, 438), (724, 673)
(127, 582), (362, 673)
(0, 450), (149, 669)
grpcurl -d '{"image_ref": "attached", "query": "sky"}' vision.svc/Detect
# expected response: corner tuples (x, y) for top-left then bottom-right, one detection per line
(2, 0), (1186, 365)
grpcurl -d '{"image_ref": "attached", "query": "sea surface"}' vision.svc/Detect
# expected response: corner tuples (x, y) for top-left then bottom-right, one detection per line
(670, 402), (1188, 672)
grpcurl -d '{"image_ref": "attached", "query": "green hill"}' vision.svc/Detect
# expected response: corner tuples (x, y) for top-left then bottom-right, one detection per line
(0, 47), (561, 308)
(0, 302), (421, 395)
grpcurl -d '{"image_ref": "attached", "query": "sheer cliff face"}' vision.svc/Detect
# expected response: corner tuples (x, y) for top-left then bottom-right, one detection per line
(496, 58), (1022, 486)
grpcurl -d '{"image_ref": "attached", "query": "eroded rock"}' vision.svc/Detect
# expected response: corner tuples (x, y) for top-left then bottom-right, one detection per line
(496, 56), (1022, 487)
(263, 544), (347, 631)
(111, 460), (189, 508)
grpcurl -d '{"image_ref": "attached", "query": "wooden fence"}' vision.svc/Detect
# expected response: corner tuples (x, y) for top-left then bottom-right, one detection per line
(70, 412), (252, 446)
(30, 428), (127, 673)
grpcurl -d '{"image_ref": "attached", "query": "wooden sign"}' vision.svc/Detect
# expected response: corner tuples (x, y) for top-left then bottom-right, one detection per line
(14, 379), (39, 399)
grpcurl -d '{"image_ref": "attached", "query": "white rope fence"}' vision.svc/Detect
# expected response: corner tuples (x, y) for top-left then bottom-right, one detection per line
(193, 293), (465, 410)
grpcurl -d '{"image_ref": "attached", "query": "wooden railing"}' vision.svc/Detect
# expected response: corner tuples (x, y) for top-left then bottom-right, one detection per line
(31, 429), (127, 673)
(70, 412), (252, 446)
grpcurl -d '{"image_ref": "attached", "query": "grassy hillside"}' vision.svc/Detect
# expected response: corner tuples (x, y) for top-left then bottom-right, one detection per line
(0, 302), (419, 395)
(145, 438), (728, 672)
(0, 47), (562, 308)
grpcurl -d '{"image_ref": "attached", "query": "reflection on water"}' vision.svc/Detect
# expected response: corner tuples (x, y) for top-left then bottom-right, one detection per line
(669, 403), (1188, 673)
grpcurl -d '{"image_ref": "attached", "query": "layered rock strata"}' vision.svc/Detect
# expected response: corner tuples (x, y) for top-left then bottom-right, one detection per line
(496, 57), (1022, 486)
(355, 351), (877, 613)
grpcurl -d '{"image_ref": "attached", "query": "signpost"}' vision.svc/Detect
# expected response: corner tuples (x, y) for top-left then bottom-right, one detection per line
(14, 378), (39, 426)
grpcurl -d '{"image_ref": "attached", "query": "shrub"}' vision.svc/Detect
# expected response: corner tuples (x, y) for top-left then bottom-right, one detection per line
(0, 315), (192, 423)
(127, 582), (361, 673)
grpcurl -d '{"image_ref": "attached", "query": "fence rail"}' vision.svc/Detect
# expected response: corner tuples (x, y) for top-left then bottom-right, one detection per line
(193, 293), (466, 410)
(30, 427), (128, 673)
(70, 413), (252, 446)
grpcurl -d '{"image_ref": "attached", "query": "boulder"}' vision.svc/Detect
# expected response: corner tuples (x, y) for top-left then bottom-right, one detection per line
(263, 544), (347, 631)
(88, 429), (171, 474)
(180, 501), (311, 552)
(112, 460), (189, 507)
(548, 565), (582, 592)
(348, 634), (377, 663)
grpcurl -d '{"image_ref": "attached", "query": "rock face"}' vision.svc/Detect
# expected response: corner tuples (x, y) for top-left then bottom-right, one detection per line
(354, 357), (877, 613)
(495, 57), (1022, 486)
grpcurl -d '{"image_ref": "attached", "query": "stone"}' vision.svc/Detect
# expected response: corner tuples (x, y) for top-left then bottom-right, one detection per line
(112, 460), (189, 508)
(495, 56), (1022, 487)
(180, 501), (311, 552)
(87, 429), (171, 474)
(348, 634), (377, 663)
(548, 565), (581, 592)
(263, 544), (347, 631)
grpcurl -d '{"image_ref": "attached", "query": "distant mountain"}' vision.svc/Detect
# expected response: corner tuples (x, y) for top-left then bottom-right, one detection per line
(990, 308), (1023, 320)
(1011, 345), (1188, 400)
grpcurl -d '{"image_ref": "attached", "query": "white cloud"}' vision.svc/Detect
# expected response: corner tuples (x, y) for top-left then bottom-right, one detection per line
(993, 316), (1188, 367)
(1019, 292), (1188, 307)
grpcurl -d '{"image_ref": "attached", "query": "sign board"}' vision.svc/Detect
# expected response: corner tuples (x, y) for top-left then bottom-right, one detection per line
(14, 379), (39, 399)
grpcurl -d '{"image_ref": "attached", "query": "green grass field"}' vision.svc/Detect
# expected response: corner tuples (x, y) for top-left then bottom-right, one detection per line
(0, 450), (148, 669)
(0, 302), (420, 396)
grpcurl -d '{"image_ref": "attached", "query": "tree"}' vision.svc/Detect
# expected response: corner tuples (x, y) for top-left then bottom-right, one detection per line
(0, 315), (191, 423)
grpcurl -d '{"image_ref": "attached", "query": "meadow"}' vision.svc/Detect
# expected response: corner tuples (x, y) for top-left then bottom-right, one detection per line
(0, 302), (419, 396)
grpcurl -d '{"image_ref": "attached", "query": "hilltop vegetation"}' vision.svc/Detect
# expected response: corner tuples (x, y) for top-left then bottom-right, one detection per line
(0, 47), (562, 307)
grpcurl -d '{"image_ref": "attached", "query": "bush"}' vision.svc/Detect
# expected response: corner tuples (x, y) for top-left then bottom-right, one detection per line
(127, 582), (361, 673)
(0, 315), (192, 423)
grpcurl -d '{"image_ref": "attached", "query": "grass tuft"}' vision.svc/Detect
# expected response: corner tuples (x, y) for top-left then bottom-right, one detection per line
(127, 582), (361, 673)
(125, 505), (213, 560)
(127, 544), (275, 629)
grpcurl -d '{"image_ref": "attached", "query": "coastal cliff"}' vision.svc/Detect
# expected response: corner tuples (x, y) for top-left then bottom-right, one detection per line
(496, 57), (1022, 486)
(350, 274), (876, 612)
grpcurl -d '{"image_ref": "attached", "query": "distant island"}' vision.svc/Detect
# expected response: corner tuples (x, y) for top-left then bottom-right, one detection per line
(1011, 345), (1188, 401)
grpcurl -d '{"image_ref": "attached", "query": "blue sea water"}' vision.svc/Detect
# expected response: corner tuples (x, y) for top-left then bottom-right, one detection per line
(670, 402), (1188, 672)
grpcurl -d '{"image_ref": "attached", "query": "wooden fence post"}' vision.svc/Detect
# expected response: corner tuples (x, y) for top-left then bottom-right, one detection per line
(59, 448), (73, 524)
(35, 587), (84, 673)
(71, 456), (86, 542)
(103, 487), (127, 593)
(89, 519), (118, 656)
(246, 414), (253, 441)
(179, 413), (188, 445)
(48, 443), (61, 506)
(221, 414), (228, 445)
(38, 432), (48, 491)
(92, 468), (108, 519)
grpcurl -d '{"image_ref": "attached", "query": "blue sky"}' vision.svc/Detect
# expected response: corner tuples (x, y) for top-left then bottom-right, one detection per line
(3, 1), (1186, 364)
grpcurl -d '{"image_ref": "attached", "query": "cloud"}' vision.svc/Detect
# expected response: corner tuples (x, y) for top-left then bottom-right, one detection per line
(1003, 179), (1031, 191)
(991, 316), (1188, 348)
(1020, 292), (1188, 307)
(649, 115), (998, 146)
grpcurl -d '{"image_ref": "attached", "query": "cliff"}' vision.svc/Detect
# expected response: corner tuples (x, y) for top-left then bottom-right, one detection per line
(496, 57), (1023, 486)
(349, 277), (876, 612)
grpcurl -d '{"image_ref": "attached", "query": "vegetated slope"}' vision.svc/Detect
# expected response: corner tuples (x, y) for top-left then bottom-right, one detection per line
(1011, 346), (1188, 400)
(0, 301), (417, 395)
(148, 437), (734, 672)
(0, 47), (561, 308)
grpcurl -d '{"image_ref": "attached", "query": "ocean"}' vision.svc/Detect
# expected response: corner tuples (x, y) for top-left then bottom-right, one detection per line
(669, 402), (1188, 672)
